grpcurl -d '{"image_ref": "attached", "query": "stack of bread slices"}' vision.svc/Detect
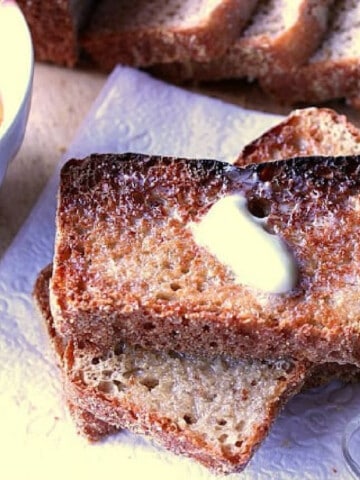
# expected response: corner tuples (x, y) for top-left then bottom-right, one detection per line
(18, 0), (360, 107)
(34, 107), (360, 475)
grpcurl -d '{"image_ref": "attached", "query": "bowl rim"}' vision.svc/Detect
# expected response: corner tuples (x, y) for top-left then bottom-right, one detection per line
(0, 0), (34, 139)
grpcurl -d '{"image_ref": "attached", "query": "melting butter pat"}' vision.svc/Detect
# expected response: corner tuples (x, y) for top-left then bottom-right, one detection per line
(190, 194), (297, 293)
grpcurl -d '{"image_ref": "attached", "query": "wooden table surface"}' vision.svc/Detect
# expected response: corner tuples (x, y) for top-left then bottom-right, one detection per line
(1, 62), (360, 259)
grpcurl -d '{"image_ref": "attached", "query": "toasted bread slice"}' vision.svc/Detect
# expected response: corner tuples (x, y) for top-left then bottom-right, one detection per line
(35, 265), (307, 475)
(261, 0), (360, 103)
(153, 0), (331, 82)
(236, 107), (360, 166)
(80, 0), (258, 71)
(50, 153), (360, 365)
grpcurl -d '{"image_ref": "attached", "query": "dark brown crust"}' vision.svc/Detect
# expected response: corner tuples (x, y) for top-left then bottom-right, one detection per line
(17, 0), (94, 67)
(50, 153), (360, 365)
(80, 0), (256, 70)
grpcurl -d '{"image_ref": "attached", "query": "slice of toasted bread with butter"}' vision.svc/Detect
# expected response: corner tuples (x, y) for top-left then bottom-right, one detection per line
(50, 152), (360, 366)
(35, 265), (308, 475)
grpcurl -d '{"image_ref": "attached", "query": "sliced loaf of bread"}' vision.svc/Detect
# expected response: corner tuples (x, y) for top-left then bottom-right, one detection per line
(50, 152), (360, 366)
(35, 265), (307, 475)
(80, 0), (258, 70)
(17, 0), (95, 67)
(154, 0), (332, 82)
(261, 0), (360, 103)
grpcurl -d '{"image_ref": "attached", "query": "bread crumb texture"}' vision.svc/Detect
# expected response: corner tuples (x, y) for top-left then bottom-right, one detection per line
(76, 341), (298, 462)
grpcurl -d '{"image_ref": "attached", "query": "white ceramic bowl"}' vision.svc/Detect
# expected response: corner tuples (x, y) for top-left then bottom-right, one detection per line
(0, 1), (33, 187)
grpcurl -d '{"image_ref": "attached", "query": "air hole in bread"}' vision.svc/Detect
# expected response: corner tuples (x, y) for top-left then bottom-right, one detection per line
(247, 197), (271, 218)
(113, 380), (125, 392)
(140, 377), (159, 391)
(170, 282), (181, 291)
(203, 325), (210, 332)
(210, 341), (218, 348)
(217, 418), (227, 426)
(91, 357), (100, 365)
(235, 440), (243, 448)
(183, 414), (196, 425)
(218, 433), (228, 443)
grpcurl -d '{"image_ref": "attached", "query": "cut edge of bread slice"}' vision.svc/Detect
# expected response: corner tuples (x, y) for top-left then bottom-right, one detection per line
(261, 0), (360, 103)
(34, 265), (308, 475)
(80, 0), (259, 70)
(152, 0), (332, 83)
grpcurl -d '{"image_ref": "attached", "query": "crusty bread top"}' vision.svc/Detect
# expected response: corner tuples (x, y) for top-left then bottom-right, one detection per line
(50, 153), (360, 365)
(236, 107), (360, 166)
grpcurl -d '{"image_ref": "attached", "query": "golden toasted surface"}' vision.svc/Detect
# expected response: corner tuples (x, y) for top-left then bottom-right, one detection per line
(51, 153), (360, 364)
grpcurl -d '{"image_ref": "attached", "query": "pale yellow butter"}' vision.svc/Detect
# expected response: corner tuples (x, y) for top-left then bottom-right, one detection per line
(190, 194), (297, 293)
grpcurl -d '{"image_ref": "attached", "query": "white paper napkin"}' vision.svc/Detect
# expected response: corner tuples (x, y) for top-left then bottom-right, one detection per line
(0, 66), (359, 480)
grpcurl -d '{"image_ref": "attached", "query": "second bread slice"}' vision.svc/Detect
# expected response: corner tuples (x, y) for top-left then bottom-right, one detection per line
(35, 265), (307, 475)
